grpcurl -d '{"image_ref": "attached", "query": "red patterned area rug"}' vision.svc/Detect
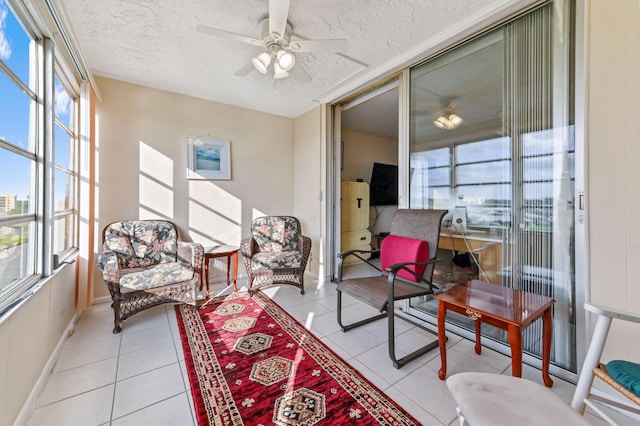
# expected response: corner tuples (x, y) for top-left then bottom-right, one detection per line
(175, 291), (421, 425)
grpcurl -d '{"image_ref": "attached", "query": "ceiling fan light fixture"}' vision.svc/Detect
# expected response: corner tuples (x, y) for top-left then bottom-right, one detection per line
(273, 62), (290, 79)
(434, 113), (463, 130)
(276, 50), (295, 71)
(252, 52), (271, 74)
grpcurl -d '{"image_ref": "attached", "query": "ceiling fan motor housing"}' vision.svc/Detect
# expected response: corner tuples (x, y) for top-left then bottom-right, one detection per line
(258, 18), (292, 47)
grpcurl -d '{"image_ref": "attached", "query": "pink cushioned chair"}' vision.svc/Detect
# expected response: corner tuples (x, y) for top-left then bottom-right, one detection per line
(336, 209), (448, 368)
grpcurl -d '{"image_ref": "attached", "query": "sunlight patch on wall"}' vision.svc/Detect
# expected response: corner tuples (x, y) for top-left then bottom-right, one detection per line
(138, 141), (174, 218)
(188, 181), (242, 246)
(139, 142), (173, 186)
(252, 208), (267, 220)
(138, 173), (174, 218)
(189, 180), (240, 220)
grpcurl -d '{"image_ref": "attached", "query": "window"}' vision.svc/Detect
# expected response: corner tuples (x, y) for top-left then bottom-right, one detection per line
(0, 0), (39, 300)
(0, 0), (79, 313)
(53, 75), (78, 258)
(454, 137), (512, 228)
(410, 139), (513, 228)
(409, 147), (451, 210)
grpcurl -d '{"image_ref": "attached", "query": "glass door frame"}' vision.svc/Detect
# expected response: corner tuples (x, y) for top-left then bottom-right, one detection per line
(326, 0), (588, 383)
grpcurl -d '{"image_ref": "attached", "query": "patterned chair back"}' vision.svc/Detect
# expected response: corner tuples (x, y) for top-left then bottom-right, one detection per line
(103, 220), (178, 268)
(251, 216), (300, 253)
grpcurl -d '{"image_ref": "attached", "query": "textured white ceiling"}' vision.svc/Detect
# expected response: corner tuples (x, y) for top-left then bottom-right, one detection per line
(59, 0), (524, 118)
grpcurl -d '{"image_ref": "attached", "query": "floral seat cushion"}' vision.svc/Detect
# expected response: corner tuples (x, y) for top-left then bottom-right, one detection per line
(119, 262), (195, 292)
(251, 251), (302, 271)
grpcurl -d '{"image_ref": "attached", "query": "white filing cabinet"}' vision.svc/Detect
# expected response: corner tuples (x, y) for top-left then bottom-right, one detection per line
(340, 181), (371, 265)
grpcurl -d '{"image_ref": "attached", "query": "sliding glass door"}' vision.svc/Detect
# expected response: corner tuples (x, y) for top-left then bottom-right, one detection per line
(405, 1), (577, 373)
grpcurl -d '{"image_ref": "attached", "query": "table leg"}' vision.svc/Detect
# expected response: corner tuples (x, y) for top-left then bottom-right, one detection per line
(541, 307), (554, 387)
(202, 257), (209, 293)
(437, 300), (448, 380)
(205, 256), (211, 298)
(225, 255), (231, 286)
(474, 320), (482, 354)
(232, 251), (238, 292)
(507, 324), (523, 378)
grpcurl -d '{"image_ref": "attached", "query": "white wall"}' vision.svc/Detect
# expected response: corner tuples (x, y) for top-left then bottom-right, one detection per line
(341, 128), (398, 235)
(93, 77), (301, 297)
(0, 264), (77, 425)
(586, 0), (640, 361)
(293, 108), (322, 276)
(341, 128), (397, 183)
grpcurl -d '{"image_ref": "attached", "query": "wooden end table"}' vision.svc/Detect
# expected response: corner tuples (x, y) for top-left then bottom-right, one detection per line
(434, 279), (555, 387)
(202, 245), (239, 296)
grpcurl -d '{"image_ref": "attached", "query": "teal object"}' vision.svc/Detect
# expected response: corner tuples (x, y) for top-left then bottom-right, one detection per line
(605, 360), (640, 397)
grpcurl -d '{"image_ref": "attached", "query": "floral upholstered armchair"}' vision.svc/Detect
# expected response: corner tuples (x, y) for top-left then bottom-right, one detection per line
(240, 216), (311, 294)
(97, 220), (204, 333)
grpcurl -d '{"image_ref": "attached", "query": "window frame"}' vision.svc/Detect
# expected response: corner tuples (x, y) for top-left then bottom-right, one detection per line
(0, 0), (80, 316)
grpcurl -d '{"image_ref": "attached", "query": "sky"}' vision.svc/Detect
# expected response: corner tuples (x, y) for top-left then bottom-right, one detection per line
(1, 0), (72, 202)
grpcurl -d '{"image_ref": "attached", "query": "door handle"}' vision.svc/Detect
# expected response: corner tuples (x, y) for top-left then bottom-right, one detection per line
(579, 192), (584, 210)
(357, 197), (362, 208)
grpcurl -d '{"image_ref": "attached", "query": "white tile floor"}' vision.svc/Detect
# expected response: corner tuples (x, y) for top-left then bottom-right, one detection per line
(25, 273), (637, 425)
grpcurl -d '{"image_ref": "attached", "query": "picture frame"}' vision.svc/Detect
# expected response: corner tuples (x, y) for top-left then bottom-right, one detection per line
(186, 136), (231, 180)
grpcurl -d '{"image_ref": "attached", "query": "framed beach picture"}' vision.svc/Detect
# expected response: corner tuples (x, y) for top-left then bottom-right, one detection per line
(186, 136), (231, 180)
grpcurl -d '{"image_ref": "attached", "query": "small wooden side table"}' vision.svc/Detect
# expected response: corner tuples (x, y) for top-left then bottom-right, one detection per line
(434, 279), (555, 387)
(202, 245), (239, 296)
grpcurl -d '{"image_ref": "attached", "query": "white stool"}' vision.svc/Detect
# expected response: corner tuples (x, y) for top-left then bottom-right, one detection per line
(446, 372), (590, 426)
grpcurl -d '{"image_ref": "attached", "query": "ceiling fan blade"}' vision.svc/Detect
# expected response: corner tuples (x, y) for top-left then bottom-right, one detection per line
(196, 24), (263, 46)
(288, 38), (347, 53)
(269, 0), (290, 40)
(234, 61), (256, 77)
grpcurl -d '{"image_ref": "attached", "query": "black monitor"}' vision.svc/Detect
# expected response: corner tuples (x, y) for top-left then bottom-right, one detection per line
(369, 162), (398, 206)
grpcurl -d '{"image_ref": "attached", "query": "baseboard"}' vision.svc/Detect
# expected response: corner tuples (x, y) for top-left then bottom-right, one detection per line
(304, 271), (319, 280)
(15, 311), (81, 425)
(92, 295), (112, 305)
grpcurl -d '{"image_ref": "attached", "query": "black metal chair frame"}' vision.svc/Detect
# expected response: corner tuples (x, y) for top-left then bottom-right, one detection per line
(336, 209), (448, 368)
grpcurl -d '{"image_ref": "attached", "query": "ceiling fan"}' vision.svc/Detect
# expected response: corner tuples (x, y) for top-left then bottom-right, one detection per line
(196, 0), (347, 82)
(413, 93), (465, 130)
(432, 98), (464, 130)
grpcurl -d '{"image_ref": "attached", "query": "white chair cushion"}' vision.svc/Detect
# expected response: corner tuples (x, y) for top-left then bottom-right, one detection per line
(446, 372), (591, 426)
